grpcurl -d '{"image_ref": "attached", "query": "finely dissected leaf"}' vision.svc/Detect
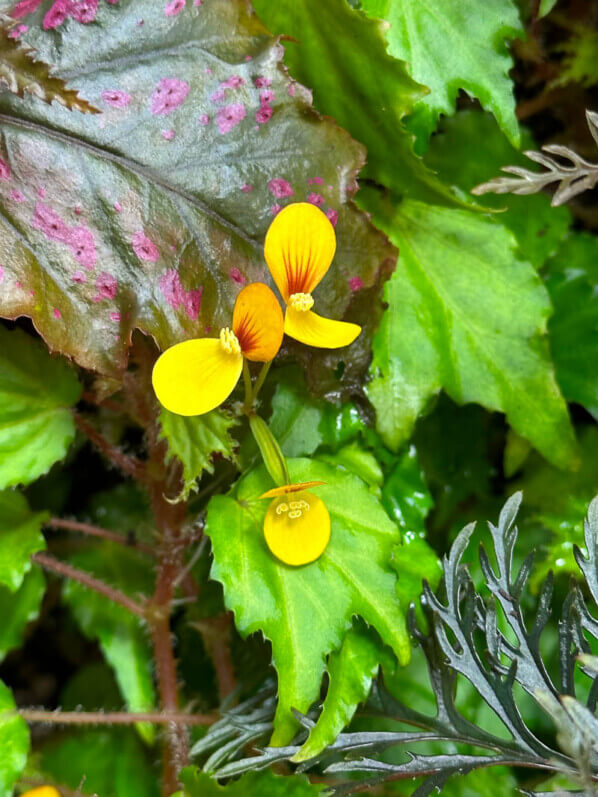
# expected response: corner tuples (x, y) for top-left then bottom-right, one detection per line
(0, 0), (393, 398)
(359, 188), (577, 470)
(0, 326), (81, 489)
(0, 567), (45, 659)
(294, 627), (386, 762)
(0, 489), (46, 591)
(545, 233), (598, 421)
(205, 458), (410, 746)
(0, 19), (98, 113)
(0, 679), (29, 797)
(176, 769), (325, 796)
(61, 543), (156, 743)
(425, 111), (570, 268)
(41, 729), (159, 797)
(516, 427), (598, 586)
(251, 0), (465, 207)
(159, 407), (238, 500)
(360, 0), (523, 148)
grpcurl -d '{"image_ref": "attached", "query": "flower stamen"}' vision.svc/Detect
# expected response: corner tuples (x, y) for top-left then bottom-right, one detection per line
(288, 292), (314, 312)
(219, 326), (241, 355)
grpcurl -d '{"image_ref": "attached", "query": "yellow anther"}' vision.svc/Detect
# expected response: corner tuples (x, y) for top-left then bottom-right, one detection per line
(219, 327), (241, 355)
(288, 292), (314, 312)
(276, 502), (289, 515)
(289, 509), (302, 519)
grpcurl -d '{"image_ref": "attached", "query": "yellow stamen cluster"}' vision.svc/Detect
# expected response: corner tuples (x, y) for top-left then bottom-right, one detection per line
(288, 292), (314, 312)
(219, 326), (241, 355)
(276, 498), (311, 519)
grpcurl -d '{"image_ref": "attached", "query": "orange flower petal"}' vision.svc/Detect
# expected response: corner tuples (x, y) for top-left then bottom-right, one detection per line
(152, 338), (242, 416)
(259, 481), (326, 499)
(232, 282), (284, 362)
(264, 491), (331, 566)
(264, 202), (336, 301)
(284, 307), (361, 349)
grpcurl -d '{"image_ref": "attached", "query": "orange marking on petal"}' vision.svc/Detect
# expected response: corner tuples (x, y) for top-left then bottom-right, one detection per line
(232, 282), (284, 362)
(259, 481), (327, 499)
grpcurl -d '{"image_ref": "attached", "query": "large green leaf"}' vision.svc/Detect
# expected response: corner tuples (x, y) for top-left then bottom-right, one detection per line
(360, 0), (523, 148)
(61, 543), (156, 743)
(545, 233), (598, 421)
(159, 407), (238, 500)
(0, 679), (29, 797)
(425, 111), (571, 268)
(251, 0), (466, 206)
(0, 489), (46, 591)
(0, 0), (393, 397)
(359, 188), (577, 470)
(269, 374), (323, 458)
(0, 325), (81, 489)
(176, 769), (324, 796)
(0, 568), (45, 659)
(205, 458), (409, 746)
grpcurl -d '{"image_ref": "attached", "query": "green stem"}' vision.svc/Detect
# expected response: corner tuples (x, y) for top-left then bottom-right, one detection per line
(251, 361), (271, 403)
(242, 359), (253, 413)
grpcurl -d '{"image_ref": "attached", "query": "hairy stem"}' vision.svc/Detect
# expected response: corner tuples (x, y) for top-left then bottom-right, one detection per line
(75, 413), (146, 482)
(18, 709), (216, 725)
(46, 516), (154, 555)
(32, 552), (146, 617)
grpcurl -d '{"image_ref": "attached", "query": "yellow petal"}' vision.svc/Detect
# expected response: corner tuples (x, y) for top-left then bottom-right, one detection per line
(285, 307), (361, 349)
(21, 789), (61, 797)
(260, 481), (326, 499)
(264, 202), (336, 301)
(152, 338), (242, 416)
(264, 491), (331, 566)
(232, 282), (284, 362)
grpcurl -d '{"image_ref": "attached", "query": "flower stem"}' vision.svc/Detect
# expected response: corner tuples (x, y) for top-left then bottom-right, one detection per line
(242, 358), (253, 413)
(18, 709), (216, 726)
(46, 516), (154, 555)
(252, 361), (271, 403)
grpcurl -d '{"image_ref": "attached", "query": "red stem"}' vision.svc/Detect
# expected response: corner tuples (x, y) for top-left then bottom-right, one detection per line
(75, 413), (146, 482)
(47, 516), (154, 555)
(18, 708), (215, 726)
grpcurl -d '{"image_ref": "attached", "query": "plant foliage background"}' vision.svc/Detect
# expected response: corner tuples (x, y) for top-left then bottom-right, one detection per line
(0, 0), (597, 794)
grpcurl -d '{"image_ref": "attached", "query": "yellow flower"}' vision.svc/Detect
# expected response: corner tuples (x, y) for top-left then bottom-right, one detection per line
(264, 202), (361, 349)
(260, 481), (330, 566)
(21, 788), (61, 797)
(152, 282), (284, 416)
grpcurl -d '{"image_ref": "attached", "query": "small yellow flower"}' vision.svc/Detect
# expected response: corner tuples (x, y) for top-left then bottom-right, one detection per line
(21, 788), (61, 797)
(260, 481), (330, 566)
(152, 282), (284, 416)
(264, 202), (362, 348)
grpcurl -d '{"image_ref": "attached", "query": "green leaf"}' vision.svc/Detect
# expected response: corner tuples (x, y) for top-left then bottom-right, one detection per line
(269, 375), (323, 458)
(85, 482), (155, 543)
(425, 111), (571, 268)
(360, 0), (523, 148)
(61, 544), (156, 744)
(0, 679), (29, 797)
(251, 0), (466, 206)
(381, 446), (433, 534)
(176, 769), (324, 796)
(205, 458), (409, 746)
(0, 489), (46, 591)
(359, 188), (577, 470)
(545, 233), (598, 421)
(294, 627), (387, 761)
(0, 568), (45, 660)
(557, 28), (598, 87)
(0, 0), (393, 397)
(319, 442), (384, 495)
(539, 0), (559, 15)
(516, 426), (598, 587)
(0, 326), (81, 489)
(0, 19), (99, 113)
(41, 729), (159, 797)
(159, 407), (238, 500)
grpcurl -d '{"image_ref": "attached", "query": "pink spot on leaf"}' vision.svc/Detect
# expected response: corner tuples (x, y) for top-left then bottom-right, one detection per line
(268, 178), (293, 199)
(109, 311), (121, 322)
(326, 208), (338, 226)
(42, 0), (71, 29)
(288, 83), (296, 96)
(150, 78), (190, 115)
(183, 288), (202, 320)
(70, 0), (98, 24)
(53, 308), (62, 319)
(113, 201), (122, 212)
(8, 24), (28, 38)
(254, 76), (272, 88)
(33, 203), (71, 243)
(216, 103), (246, 134)
(199, 114), (210, 126)
(210, 89), (226, 104)
(94, 271), (117, 301)
(11, 0), (42, 17)
(256, 105), (272, 124)
(348, 276), (363, 292)
(164, 0), (184, 14)
(241, 184), (253, 193)
(132, 230), (160, 262)
(307, 192), (325, 207)
(194, 0), (202, 5)
(229, 267), (246, 285)
(308, 176), (324, 185)
(259, 89), (274, 104)
(10, 189), (26, 203)
(72, 271), (86, 283)
(221, 75), (244, 89)
(37, 187), (46, 198)
(0, 158), (11, 181)
(271, 204), (281, 216)
(0, 266), (4, 283)
(68, 226), (97, 270)
(161, 129), (175, 140)
(159, 269), (184, 309)
(101, 89), (131, 108)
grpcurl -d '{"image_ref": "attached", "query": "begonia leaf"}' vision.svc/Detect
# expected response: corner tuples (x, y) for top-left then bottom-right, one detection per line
(360, 0), (523, 148)
(359, 187), (577, 470)
(205, 458), (410, 746)
(0, 325), (81, 489)
(0, 567), (45, 659)
(0, 679), (29, 797)
(0, 0), (393, 397)
(0, 488), (46, 592)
